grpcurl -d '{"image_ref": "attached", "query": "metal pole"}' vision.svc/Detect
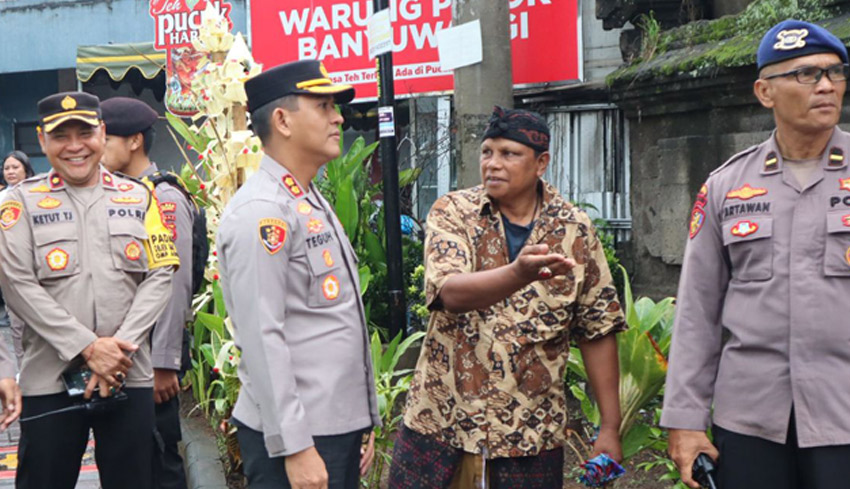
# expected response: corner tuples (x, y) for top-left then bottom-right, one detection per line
(374, 0), (406, 339)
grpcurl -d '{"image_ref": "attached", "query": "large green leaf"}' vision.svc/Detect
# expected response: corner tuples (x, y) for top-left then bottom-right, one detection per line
(363, 228), (386, 267)
(166, 112), (209, 151)
(196, 311), (225, 338)
(621, 422), (653, 460)
(335, 176), (359, 240)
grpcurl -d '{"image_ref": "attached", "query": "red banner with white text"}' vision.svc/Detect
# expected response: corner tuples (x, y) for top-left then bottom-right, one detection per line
(250, 0), (579, 102)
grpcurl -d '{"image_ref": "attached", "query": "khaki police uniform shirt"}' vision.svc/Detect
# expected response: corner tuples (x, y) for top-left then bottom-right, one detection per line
(661, 128), (850, 447)
(0, 168), (179, 396)
(218, 156), (380, 458)
(142, 164), (194, 370)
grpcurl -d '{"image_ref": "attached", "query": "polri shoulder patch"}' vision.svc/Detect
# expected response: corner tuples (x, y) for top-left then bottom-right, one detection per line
(689, 208), (705, 239)
(0, 201), (23, 230)
(259, 218), (288, 255)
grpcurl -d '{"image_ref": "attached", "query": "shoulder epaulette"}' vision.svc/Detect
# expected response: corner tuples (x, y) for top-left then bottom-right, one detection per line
(709, 144), (761, 177)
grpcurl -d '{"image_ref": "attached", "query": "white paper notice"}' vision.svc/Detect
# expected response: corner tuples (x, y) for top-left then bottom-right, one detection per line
(368, 9), (393, 59)
(436, 20), (483, 71)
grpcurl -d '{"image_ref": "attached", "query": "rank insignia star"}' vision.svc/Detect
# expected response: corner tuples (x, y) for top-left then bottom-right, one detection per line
(258, 218), (288, 255)
(125, 242), (142, 261)
(726, 184), (768, 200)
(37, 196), (62, 209)
(282, 174), (303, 197)
(49, 174), (64, 189)
(840, 178), (850, 192)
(731, 220), (759, 237)
(46, 248), (69, 271)
(322, 275), (340, 300)
(0, 202), (23, 230)
(307, 218), (325, 234)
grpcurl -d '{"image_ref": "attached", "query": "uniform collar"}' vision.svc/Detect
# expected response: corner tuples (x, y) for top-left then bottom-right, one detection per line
(761, 128), (847, 175)
(45, 166), (118, 191)
(261, 155), (308, 200)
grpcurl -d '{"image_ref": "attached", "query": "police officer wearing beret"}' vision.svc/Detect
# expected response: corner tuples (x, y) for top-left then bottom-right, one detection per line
(0, 92), (179, 489)
(662, 20), (850, 489)
(101, 97), (192, 489)
(217, 60), (380, 489)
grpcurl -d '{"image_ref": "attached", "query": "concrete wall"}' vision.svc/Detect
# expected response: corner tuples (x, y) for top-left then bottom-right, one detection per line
(581, 0), (625, 82)
(0, 0), (248, 75)
(618, 68), (850, 297)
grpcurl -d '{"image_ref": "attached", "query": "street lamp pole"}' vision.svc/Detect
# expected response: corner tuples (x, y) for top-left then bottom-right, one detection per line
(374, 0), (406, 339)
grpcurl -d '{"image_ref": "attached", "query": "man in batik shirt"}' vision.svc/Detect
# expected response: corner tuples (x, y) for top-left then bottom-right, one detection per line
(388, 106), (627, 489)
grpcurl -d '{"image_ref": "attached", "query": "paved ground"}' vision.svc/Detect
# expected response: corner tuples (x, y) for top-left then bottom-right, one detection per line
(0, 325), (101, 488)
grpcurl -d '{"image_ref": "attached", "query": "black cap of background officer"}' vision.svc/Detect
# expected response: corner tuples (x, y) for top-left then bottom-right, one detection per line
(100, 97), (159, 137)
(244, 60), (355, 113)
(37, 92), (102, 134)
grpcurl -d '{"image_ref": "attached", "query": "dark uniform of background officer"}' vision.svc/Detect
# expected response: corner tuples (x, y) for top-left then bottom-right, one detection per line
(662, 20), (850, 489)
(217, 61), (380, 489)
(101, 97), (193, 489)
(0, 92), (179, 489)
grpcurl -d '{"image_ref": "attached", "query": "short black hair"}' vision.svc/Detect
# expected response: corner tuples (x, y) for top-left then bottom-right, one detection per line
(3, 150), (35, 179)
(250, 95), (299, 144)
(141, 126), (156, 156)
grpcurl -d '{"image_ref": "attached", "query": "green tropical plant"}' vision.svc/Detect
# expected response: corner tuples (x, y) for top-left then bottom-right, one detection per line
(364, 330), (425, 488)
(568, 265), (675, 459)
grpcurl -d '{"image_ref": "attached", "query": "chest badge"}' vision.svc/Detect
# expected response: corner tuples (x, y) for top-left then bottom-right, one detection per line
(258, 218), (288, 255)
(726, 184), (768, 201)
(0, 201), (23, 230)
(118, 183), (135, 192)
(839, 178), (850, 192)
(731, 220), (759, 237)
(125, 242), (142, 261)
(322, 249), (334, 267)
(111, 196), (143, 205)
(297, 202), (313, 215)
(37, 196), (62, 209)
(306, 218), (325, 234)
(322, 275), (340, 300)
(46, 248), (69, 271)
(28, 184), (50, 193)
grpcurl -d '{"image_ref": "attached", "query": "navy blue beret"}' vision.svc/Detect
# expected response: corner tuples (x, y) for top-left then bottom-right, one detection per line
(757, 19), (849, 70)
(100, 97), (159, 136)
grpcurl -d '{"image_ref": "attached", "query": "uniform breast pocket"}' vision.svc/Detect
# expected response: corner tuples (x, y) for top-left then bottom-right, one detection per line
(824, 211), (850, 276)
(722, 216), (774, 281)
(305, 246), (347, 308)
(32, 226), (80, 280)
(108, 219), (149, 273)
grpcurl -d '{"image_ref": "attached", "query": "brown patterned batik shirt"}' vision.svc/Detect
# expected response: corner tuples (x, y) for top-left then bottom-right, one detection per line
(403, 181), (626, 459)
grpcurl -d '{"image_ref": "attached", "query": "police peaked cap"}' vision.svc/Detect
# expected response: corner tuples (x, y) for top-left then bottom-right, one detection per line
(757, 19), (849, 70)
(245, 60), (355, 112)
(101, 97), (159, 136)
(38, 92), (101, 133)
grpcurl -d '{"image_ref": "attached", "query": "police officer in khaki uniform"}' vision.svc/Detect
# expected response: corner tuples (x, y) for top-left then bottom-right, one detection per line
(0, 92), (179, 489)
(217, 60), (380, 489)
(662, 20), (850, 489)
(101, 97), (192, 489)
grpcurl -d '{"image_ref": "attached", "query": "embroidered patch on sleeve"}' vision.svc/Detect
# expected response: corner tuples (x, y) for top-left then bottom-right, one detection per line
(689, 208), (705, 239)
(259, 218), (288, 255)
(159, 202), (177, 240)
(0, 201), (23, 230)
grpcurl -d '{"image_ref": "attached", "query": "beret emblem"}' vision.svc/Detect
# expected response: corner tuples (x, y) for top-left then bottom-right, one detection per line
(774, 29), (808, 51)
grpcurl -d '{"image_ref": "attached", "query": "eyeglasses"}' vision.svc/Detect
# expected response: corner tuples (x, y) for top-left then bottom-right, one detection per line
(762, 63), (850, 84)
